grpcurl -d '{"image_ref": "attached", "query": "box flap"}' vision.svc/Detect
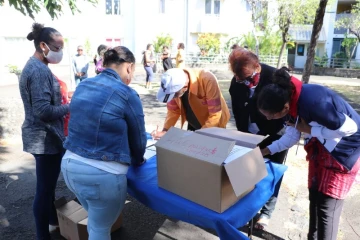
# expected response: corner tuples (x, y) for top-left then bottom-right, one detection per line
(224, 148), (268, 197)
(68, 208), (88, 223)
(156, 127), (235, 165)
(196, 127), (267, 148)
(56, 200), (82, 217)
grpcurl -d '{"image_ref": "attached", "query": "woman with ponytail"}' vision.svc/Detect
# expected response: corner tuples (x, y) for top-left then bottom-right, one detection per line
(19, 23), (69, 240)
(257, 68), (360, 240)
(61, 46), (147, 240)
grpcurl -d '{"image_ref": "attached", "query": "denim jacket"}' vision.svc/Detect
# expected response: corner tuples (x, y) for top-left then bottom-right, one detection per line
(64, 68), (147, 166)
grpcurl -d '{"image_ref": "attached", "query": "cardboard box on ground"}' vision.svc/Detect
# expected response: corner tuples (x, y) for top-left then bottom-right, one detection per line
(155, 127), (268, 213)
(55, 197), (123, 240)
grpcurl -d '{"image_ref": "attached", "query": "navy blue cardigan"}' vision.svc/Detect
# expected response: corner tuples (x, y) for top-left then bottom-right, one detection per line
(298, 84), (360, 170)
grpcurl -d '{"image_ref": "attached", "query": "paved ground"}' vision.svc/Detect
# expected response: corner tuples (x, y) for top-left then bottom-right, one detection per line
(1, 68), (360, 240)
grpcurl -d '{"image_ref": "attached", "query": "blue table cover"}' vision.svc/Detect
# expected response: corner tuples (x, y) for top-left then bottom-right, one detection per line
(127, 155), (287, 240)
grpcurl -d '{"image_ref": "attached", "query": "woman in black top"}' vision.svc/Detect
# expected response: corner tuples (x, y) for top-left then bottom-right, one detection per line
(161, 45), (173, 72)
(228, 47), (287, 228)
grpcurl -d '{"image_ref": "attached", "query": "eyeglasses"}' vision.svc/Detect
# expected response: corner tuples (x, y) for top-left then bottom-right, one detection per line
(236, 71), (256, 84)
(77, 49), (83, 51)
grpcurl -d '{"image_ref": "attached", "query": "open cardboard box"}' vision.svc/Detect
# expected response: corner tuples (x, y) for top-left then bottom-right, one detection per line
(55, 197), (123, 240)
(155, 127), (268, 213)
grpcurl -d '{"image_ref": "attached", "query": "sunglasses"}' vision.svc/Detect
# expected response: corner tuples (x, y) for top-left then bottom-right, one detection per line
(235, 71), (256, 84)
(77, 49), (83, 51)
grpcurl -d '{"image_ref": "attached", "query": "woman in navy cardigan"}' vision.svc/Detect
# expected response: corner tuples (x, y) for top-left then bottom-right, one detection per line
(257, 68), (360, 240)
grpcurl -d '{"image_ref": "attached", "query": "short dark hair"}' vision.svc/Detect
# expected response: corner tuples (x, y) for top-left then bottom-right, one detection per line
(257, 67), (294, 114)
(26, 23), (61, 52)
(97, 44), (108, 55)
(178, 43), (185, 49)
(103, 46), (136, 67)
(146, 44), (153, 50)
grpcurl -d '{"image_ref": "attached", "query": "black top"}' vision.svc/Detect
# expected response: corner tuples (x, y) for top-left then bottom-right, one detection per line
(229, 63), (284, 137)
(181, 90), (202, 130)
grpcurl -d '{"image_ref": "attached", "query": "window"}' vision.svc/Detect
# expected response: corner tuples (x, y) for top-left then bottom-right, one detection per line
(159, 0), (165, 13)
(205, 0), (212, 14)
(105, 38), (122, 47)
(297, 44), (305, 56)
(205, 0), (220, 15)
(106, 0), (121, 15)
(214, 0), (220, 15)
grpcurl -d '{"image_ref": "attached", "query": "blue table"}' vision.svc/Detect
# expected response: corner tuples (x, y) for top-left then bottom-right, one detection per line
(127, 156), (287, 240)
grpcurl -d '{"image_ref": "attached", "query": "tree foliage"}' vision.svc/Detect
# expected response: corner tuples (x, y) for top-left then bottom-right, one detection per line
(152, 34), (173, 54)
(196, 33), (221, 55)
(244, 0), (269, 55)
(276, 0), (319, 67)
(0, 0), (97, 20)
(335, 0), (360, 59)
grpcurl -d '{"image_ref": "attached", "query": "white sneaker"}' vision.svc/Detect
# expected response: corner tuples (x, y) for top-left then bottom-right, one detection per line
(49, 224), (58, 232)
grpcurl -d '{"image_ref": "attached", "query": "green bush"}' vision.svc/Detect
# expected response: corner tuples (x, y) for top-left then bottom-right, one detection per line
(7, 65), (22, 75)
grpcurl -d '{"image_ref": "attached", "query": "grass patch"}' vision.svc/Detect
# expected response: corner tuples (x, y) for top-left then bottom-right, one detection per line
(324, 85), (360, 114)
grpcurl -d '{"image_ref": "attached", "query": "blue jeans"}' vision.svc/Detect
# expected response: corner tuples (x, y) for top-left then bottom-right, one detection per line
(144, 66), (154, 82)
(32, 153), (62, 240)
(61, 158), (127, 240)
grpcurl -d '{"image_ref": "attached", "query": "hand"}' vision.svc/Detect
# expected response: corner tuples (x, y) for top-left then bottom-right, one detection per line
(260, 147), (271, 156)
(287, 117), (311, 134)
(151, 126), (167, 140)
(81, 72), (85, 76)
(76, 72), (81, 77)
(68, 91), (74, 99)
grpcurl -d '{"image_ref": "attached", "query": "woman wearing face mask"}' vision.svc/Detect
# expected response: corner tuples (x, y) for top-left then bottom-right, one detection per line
(19, 23), (69, 240)
(228, 47), (293, 229)
(257, 68), (360, 240)
(61, 46), (147, 240)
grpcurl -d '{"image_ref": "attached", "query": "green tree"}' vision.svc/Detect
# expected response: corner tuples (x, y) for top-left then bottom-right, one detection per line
(276, 0), (319, 68)
(244, 0), (268, 55)
(342, 34), (358, 59)
(0, 0), (97, 20)
(196, 33), (221, 55)
(335, 0), (360, 59)
(153, 34), (173, 54)
(84, 38), (92, 57)
(222, 37), (242, 53)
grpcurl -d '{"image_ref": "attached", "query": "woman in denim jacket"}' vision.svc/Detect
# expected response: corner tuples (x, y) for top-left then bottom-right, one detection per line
(62, 46), (147, 240)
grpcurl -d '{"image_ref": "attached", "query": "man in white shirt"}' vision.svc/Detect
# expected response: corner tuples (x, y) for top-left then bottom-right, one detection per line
(72, 45), (89, 86)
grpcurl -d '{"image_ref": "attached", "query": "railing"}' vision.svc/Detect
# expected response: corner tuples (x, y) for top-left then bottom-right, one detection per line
(154, 52), (288, 72)
(314, 58), (360, 69)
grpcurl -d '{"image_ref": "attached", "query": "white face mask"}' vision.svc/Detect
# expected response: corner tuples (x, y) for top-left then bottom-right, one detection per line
(43, 43), (63, 64)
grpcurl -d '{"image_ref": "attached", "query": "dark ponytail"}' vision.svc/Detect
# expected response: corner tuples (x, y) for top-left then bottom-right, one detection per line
(103, 46), (135, 67)
(27, 23), (61, 52)
(257, 67), (294, 113)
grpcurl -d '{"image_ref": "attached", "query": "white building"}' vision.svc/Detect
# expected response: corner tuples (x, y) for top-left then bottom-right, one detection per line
(2, 0), (359, 83)
(0, 0), (260, 86)
(288, 0), (360, 69)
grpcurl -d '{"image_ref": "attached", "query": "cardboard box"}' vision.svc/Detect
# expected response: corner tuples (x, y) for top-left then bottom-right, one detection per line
(155, 127), (268, 213)
(55, 197), (123, 240)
